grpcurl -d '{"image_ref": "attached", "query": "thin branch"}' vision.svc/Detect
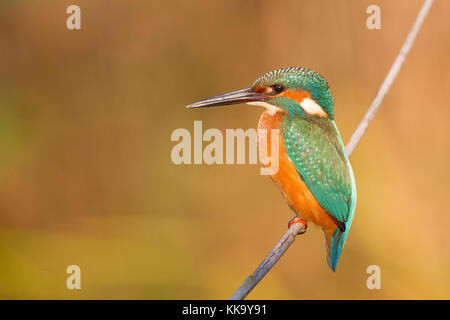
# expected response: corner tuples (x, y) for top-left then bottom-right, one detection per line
(230, 0), (434, 301)
(230, 222), (306, 300)
(345, 0), (434, 156)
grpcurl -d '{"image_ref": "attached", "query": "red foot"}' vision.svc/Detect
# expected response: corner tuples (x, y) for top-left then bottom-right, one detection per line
(288, 216), (307, 234)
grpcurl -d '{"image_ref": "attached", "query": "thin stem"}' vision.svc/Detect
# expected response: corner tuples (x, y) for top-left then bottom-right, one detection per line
(230, 0), (434, 300)
(230, 222), (305, 300)
(345, 0), (434, 156)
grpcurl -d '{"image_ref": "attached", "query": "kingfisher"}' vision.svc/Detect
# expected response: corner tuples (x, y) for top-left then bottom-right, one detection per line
(186, 67), (357, 271)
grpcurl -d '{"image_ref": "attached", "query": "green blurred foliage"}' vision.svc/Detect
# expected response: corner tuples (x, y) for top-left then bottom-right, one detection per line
(0, 0), (449, 299)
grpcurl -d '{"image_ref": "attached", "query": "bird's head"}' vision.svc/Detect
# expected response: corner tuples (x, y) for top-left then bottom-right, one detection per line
(186, 67), (334, 119)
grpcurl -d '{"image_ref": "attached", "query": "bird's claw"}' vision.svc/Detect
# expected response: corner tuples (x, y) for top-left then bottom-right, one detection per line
(288, 216), (307, 235)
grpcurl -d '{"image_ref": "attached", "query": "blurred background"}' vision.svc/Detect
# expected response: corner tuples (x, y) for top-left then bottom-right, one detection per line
(0, 0), (449, 299)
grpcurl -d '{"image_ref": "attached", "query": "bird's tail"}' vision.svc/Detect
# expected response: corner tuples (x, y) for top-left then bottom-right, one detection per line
(325, 227), (349, 272)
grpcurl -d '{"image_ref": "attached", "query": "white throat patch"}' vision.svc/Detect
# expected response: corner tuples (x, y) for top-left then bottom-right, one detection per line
(247, 101), (283, 116)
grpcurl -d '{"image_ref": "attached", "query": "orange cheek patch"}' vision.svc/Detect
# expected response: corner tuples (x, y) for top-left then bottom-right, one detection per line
(280, 89), (310, 103)
(278, 89), (328, 118)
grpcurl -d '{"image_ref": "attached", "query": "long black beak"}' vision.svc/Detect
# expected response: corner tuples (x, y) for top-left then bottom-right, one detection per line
(186, 88), (264, 109)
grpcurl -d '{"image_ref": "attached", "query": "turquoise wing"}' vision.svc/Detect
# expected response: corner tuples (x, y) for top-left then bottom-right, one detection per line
(282, 117), (354, 225)
(282, 117), (356, 271)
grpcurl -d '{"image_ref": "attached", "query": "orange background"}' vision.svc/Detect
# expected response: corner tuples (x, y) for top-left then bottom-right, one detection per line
(0, 0), (449, 299)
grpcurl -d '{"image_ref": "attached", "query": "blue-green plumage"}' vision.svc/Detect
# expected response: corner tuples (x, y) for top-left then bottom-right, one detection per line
(255, 67), (357, 271)
(282, 115), (356, 271)
(186, 66), (357, 271)
(328, 121), (357, 271)
(253, 67), (335, 118)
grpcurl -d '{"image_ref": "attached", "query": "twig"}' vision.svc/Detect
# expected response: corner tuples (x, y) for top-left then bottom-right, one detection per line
(345, 0), (434, 156)
(230, 222), (306, 300)
(230, 0), (434, 300)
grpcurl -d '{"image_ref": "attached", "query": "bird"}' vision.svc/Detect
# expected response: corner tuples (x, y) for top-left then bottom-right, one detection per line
(186, 67), (357, 271)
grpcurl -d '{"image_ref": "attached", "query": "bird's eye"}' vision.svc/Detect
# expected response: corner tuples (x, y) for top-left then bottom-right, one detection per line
(272, 84), (284, 94)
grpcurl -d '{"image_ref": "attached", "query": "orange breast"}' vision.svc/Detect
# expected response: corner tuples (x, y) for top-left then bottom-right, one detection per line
(257, 111), (337, 240)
